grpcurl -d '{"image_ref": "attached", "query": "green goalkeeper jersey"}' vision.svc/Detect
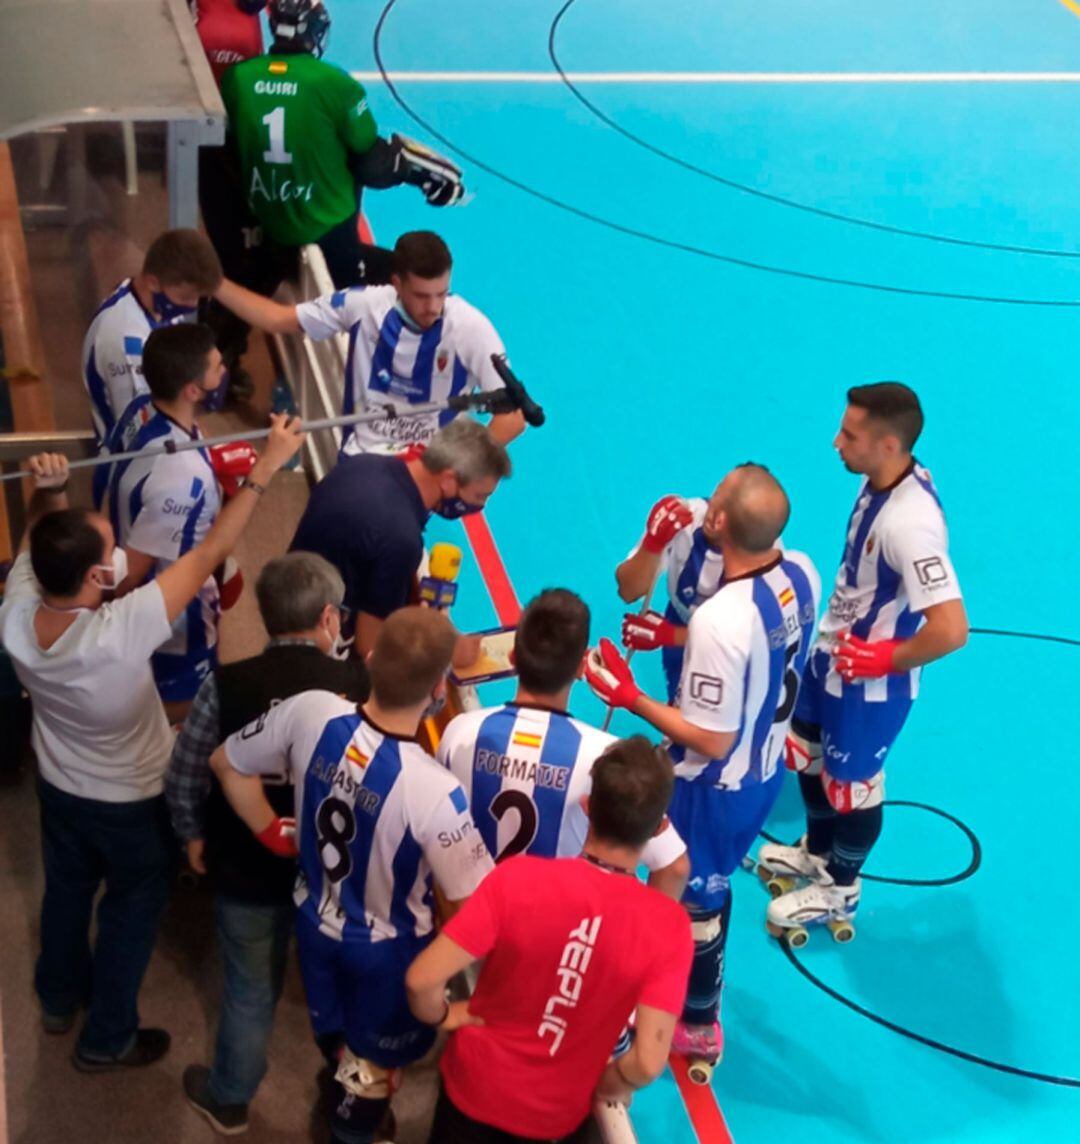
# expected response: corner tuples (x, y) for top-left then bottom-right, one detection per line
(220, 52), (378, 245)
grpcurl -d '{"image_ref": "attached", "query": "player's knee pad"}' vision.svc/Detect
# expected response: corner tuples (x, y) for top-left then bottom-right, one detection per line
(784, 730), (823, 775)
(335, 1049), (402, 1101)
(822, 769), (886, 814)
(690, 912), (724, 945)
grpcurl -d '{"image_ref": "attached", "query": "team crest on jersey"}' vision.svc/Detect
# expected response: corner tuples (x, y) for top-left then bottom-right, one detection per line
(436, 349), (449, 372)
(865, 535), (875, 555)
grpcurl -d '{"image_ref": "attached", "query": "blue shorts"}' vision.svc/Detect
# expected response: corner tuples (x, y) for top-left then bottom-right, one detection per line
(295, 911), (436, 1069)
(669, 770), (783, 912)
(793, 649), (914, 783)
(152, 648), (217, 704)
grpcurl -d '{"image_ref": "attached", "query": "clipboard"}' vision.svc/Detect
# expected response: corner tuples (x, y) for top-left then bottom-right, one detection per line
(448, 625), (517, 687)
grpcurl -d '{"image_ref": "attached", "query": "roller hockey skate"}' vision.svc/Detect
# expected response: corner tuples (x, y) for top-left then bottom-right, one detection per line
(766, 875), (859, 949)
(672, 1020), (723, 1086)
(755, 835), (828, 898)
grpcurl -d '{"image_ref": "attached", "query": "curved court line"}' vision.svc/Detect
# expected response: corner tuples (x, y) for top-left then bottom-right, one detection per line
(759, 800), (982, 887)
(970, 625), (1080, 647)
(548, 0), (1080, 259)
(373, 0), (1080, 306)
(780, 943), (1080, 1087)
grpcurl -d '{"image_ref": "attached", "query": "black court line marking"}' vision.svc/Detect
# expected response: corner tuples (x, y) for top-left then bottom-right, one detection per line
(373, 0), (1080, 307)
(768, 625), (1080, 1087)
(779, 943), (1080, 1087)
(759, 800), (981, 886)
(549, 0), (1080, 260)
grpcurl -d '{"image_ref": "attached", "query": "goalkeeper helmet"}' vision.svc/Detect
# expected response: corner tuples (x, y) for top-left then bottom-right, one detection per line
(268, 0), (331, 58)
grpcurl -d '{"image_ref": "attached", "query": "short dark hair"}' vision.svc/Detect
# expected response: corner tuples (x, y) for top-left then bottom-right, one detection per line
(514, 589), (590, 694)
(724, 463), (790, 553)
(369, 606), (457, 708)
(143, 229), (223, 293)
(143, 323), (217, 401)
(393, 231), (452, 280)
(256, 552), (345, 636)
(847, 382), (924, 451)
(588, 736), (674, 849)
(29, 509), (106, 598)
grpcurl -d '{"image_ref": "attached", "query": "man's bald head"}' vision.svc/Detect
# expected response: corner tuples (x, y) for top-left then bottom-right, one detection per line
(712, 463), (790, 553)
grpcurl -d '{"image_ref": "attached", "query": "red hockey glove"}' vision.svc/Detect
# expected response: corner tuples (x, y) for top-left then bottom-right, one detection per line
(256, 816), (298, 858)
(208, 441), (259, 498)
(621, 610), (680, 651)
(641, 496), (694, 554)
(585, 638), (643, 710)
(832, 632), (901, 681)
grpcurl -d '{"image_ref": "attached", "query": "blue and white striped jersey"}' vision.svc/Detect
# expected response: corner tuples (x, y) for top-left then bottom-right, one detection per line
(661, 498), (726, 625)
(295, 285), (506, 455)
(81, 280), (163, 446)
(437, 703), (686, 869)
(224, 690), (494, 943)
(671, 551), (821, 790)
(817, 461), (962, 702)
(105, 396), (221, 676)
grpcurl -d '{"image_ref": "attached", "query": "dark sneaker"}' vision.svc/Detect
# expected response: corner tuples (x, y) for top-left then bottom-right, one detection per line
(183, 1065), (249, 1136)
(41, 1009), (76, 1035)
(73, 1027), (171, 1073)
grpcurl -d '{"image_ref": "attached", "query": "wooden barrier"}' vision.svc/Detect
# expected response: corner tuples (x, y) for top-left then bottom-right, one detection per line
(0, 139), (56, 565)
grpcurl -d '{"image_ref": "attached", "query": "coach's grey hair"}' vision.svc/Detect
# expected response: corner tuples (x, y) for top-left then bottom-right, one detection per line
(255, 552), (345, 637)
(421, 417), (512, 484)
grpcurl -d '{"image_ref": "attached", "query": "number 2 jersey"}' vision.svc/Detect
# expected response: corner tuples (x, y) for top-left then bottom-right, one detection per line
(223, 690), (494, 943)
(817, 460), (962, 702)
(437, 703), (686, 869)
(220, 52), (378, 245)
(672, 550), (821, 790)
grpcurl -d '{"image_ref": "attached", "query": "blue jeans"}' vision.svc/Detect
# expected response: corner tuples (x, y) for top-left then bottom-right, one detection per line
(35, 779), (172, 1057)
(208, 895), (294, 1105)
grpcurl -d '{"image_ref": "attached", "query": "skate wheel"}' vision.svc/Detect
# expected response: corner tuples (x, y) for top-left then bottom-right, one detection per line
(786, 926), (810, 949)
(687, 1059), (714, 1086)
(756, 864), (772, 885)
(828, 920), (856, 944)
(766, 876), (794, 899)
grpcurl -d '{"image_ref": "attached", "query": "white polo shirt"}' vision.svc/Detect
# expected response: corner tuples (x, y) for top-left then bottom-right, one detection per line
(0, 553), (175, 802)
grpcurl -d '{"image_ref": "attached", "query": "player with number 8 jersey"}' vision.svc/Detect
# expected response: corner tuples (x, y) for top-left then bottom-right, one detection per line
(211, 608), (493, 1144)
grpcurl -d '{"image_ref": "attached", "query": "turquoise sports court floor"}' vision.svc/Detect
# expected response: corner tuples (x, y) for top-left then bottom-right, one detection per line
(332, 1), (1080, 1139)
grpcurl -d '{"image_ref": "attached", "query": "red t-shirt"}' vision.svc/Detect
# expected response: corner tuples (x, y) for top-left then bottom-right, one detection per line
(441, 855), (693, 1139)
(192, 0), (265, 87)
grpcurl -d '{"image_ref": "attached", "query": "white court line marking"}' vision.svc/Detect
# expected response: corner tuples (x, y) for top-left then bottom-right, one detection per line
(355, 70), (1080, 84)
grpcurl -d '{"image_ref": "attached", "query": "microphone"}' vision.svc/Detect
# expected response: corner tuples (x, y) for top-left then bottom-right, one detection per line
(419, 542), (462, 610)
(490, 354), (546, 428)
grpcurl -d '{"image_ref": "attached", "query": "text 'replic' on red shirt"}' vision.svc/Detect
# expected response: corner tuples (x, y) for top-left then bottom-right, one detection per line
(441, 854), (693, 1140)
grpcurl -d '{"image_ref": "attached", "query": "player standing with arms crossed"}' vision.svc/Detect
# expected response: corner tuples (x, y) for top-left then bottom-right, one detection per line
(586, 464), (820, 1079)
(759, 383), (967, 944)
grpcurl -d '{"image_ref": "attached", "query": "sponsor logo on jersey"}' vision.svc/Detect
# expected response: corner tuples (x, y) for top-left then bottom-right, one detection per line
(538, 915), (602, 1056)
(512, 731), (542, 749)
(249, 168), (314, 205)
(689, 672), (723, 706)
(913, 556), (949, 587)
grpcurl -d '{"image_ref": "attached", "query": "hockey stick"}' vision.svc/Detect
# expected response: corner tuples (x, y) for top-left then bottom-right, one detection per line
(601, 559), (664, 732)
(0, 356), (545, 483)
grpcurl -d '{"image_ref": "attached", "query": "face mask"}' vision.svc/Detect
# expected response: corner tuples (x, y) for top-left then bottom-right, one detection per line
(199, 377), (228, 413)
(152, 291), (198, 322)
(434, 496), (484, 521)
(95, 546), (129, 592)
